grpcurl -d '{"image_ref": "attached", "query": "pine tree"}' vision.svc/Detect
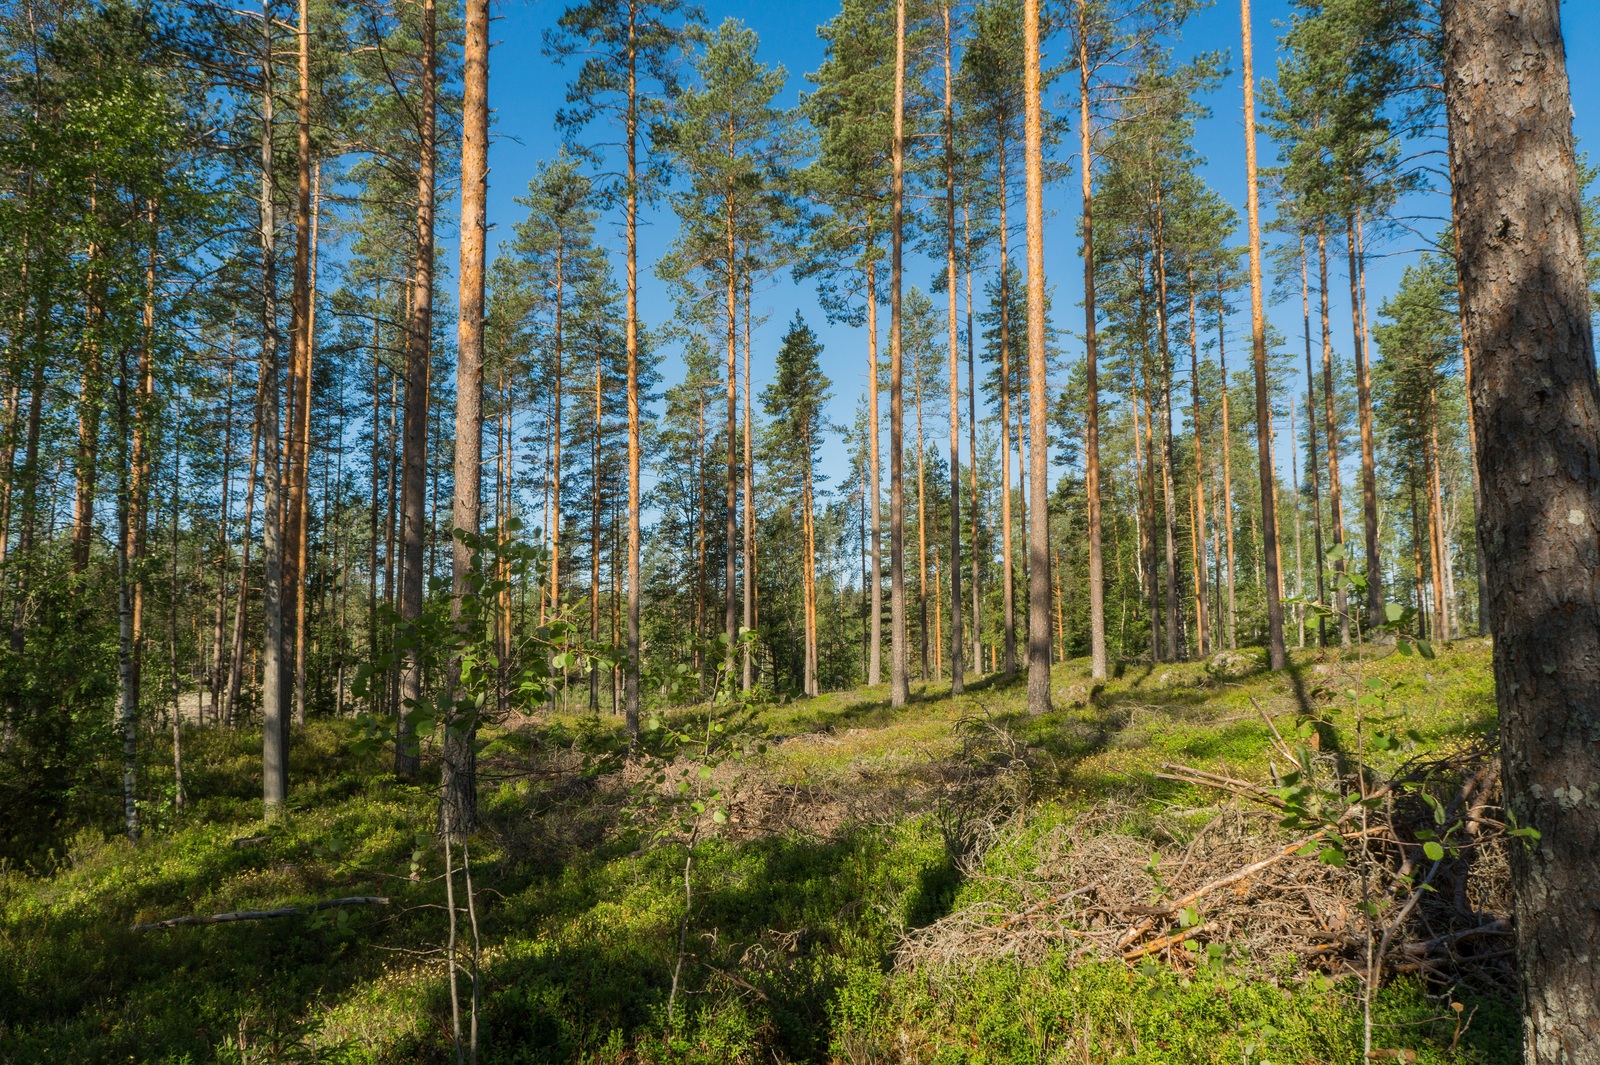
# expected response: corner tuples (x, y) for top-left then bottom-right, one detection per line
(546, 0), (698, 741)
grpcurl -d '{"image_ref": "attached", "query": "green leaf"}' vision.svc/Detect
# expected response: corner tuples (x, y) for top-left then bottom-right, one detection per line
(697, 765), (714, 780)
(1384, 602), (1404, 623)
(1318, 846), (1346, 867)
(1423, 841), (1445, 862)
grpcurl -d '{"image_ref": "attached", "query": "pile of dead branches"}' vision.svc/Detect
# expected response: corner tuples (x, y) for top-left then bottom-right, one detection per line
(898, 718), (1514, 995)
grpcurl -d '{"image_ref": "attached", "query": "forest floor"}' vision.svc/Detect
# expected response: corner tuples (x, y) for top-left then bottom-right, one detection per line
(0, 639), (1523, 1064)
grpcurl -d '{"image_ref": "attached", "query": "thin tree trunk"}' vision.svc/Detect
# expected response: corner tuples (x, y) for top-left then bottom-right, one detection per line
(396, 0), (437, 781)
(1238, 0), (1286, 670)
(210, 358), (235, 718)
(284, 0), (314, 728)
(964, 205), (981, 675)
(888, 0), (909, 708)
(916, 347), (928, 682)
(1186, 274), (1210, 657)
(1216, 276), (1238, 649)
(1316, 227), (1349, 645)
(1153, 198), (1180, 660)
(942, 0), (965, 693)
(1077, 19), (1107, 679)
(724, 201), (739, 669)
(1301, 236), (1327, 648)
(1348, 211), (1382, 624)
(997, 143), (1016, 678)
(742, 269), (755, 692)
(868, 255), (883, 686)
(593, 361), (603, 713)
(1022, 0), (1051, 713)
(623, 7), (643, 741)
(1424, 395), (1450, 642)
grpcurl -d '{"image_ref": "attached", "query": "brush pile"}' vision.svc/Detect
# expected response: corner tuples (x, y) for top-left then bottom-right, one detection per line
(898, 719), (1516, 995)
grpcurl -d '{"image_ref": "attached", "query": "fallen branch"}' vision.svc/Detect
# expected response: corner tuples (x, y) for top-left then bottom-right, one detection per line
(133, 897), (390, 931)
(1122, 922), (1212, 961)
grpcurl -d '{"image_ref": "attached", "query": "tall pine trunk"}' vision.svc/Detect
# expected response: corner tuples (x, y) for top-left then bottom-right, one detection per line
(942, 0), (965, 693)
(259, 0), (289, 811)
(1443, 2), (1600, 1057)
(1348, 212), (1382, 624)
(1316, 227), (1349, 645)
(623, 7), (643, 741)
(443, 0), (488, 837)
(1238, 0), (1285, 670)
(1077, 19), (1107, 680)
(888, 0), (909, 709)
(395, 0), (437, 781)
(1022, 0), (1050, 713)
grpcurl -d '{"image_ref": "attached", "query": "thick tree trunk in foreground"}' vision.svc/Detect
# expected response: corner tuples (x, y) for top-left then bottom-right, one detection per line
(1443, 1), (1600, 1060)
(443, 0), (488, 838)
(1022, 0), (1050, 715)
(1238, 0), (1285, 671)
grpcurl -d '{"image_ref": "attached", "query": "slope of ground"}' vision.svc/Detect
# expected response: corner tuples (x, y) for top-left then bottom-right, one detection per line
(0, 642), (1519, 1064)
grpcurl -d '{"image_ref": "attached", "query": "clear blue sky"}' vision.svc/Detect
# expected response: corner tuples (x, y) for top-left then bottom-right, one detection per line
(476, 0), (1600, 496)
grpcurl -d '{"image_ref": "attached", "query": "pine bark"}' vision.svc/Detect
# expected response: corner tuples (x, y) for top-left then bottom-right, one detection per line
(395, 0), (437, 781)
(1238, 0), (1285, 670)
(888, 0), (909, 709)
(284, 0), (314, 727)
(623, 5), (643, 741)
(942, 1), (965, 693)
(1077, 20), (1108, 680)
(1022, 0), (1051, 713)
(443, 0), (488, 838)
(259, 0), (289, 812)
(1316, 227), (1349, 645)
(1443, 2), (1600, 1058)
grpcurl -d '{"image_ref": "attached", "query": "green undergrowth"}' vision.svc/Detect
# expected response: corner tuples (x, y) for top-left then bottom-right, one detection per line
(0, 641), (1516, 1063)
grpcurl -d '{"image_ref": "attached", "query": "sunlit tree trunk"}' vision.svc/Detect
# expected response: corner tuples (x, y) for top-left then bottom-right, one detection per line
(443, 0), (489, 838)
(1348, 211), (1382, 624)
(1077, 18), (1107, 680)
(396, 0), (437, 781)
(1316, 227), (1349, 645)
(942, 0), (965, 692)
(1238, 0), (1285, 670)
(1022, 0), (1050, 713)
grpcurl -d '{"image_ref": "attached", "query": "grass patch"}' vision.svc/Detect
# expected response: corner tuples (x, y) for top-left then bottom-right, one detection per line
(0, 642), (1515, 1063)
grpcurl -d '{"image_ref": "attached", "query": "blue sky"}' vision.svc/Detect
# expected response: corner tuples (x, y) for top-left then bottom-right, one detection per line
(474, 0), (1600, 493)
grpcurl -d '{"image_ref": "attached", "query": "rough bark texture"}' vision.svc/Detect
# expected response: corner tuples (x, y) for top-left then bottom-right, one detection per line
(1443, 1), (1600, 1059)
(1238, 0), (1285, 671)
(259, 1), (288, 812)
(284, 0), (313, 728)
(1022, 0), (1050, 714)
(443, 0), (488, 839)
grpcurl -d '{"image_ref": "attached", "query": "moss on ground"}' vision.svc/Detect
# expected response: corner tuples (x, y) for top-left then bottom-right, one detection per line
(0, 641), (1517, 1063)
